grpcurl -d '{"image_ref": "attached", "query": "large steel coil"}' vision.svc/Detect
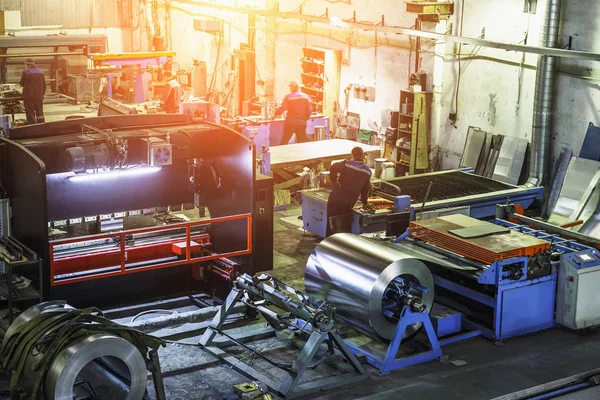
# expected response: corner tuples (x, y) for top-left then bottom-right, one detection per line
(304, 233), (434, 341)
(0, 301), (147, 400)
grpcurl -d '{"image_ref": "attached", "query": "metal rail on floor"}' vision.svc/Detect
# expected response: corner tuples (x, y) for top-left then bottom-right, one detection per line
(491, 368), (600, 400)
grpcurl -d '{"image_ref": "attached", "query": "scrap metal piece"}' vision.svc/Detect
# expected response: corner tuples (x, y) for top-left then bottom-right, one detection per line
(493, 136), (528, 185)
(548, 157), (600, 227)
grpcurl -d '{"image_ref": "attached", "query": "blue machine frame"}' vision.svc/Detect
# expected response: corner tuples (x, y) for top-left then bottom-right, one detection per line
(299, 181), (544, 239)
(430, 218), (597, 342)
(345, 308), (443, 375)
(432, 258), (557, 341)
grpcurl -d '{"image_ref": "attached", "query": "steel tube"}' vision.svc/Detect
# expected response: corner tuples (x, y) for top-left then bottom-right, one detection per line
(529, 0), (562, 186)
(304, 233), (434, 341)
(125, 302), (247, 333)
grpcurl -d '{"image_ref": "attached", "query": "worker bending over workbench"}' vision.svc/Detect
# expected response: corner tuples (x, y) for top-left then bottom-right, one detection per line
(274, 80), (312, 144)
(326, 147), (372, 237)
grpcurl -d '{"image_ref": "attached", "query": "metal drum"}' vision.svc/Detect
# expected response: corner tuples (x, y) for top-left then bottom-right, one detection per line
(1, 301), (147, 400)
(314, 125), (326, 141)
(304, 233), (434, 341)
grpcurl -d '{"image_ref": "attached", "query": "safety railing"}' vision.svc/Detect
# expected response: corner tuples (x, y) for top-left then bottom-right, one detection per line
(49, 213), (252, 286)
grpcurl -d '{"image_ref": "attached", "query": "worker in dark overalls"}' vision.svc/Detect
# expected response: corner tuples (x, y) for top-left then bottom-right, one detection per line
(163, 71), (181, 114)
(19, 58), (46, 124)
(274, 80), (312, 144)
(326, 147), (372, 236)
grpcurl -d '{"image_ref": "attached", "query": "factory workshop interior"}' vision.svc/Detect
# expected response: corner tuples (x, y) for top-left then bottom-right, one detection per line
(1, 0), (600, 399)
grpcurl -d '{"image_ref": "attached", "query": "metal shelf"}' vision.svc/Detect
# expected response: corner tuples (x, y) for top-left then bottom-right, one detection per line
(301, 72), (324, 80)
(302, 86), (323, 93)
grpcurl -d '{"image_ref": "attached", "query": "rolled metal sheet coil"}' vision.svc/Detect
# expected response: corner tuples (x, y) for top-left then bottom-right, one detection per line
(304, 233), (434, 341)
(1, 301), (147, 400)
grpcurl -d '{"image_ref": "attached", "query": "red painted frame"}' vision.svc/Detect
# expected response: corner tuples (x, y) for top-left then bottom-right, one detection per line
(49, 213), (252, 286)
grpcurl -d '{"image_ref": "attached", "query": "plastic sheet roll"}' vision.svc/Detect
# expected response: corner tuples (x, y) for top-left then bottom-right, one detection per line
(304, 233), (434, 341)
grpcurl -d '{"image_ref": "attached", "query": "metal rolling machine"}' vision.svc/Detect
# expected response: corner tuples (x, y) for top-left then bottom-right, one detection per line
(303, 205), (600, 373)
(300, 170), (544, 238)
(0, 114), (273, 308)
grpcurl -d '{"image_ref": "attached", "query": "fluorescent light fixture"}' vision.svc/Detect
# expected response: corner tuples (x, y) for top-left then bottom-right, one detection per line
(69, 166), (162, 183)
(329, 17), (347, 27)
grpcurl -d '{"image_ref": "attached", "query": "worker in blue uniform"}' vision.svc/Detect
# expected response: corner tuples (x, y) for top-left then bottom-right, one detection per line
(274, 80), (312, 144)
(326, 147), (372, 236)
(19, 58), (46, 124)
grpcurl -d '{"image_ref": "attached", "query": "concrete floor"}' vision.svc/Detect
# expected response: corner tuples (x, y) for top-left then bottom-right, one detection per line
(139, 206), (600, 400)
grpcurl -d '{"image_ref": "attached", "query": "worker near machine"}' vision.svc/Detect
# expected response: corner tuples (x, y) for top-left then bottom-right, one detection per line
(19, 58), (45, 124)
(163, 71), (181, 114)
(274, 80), (312, 144)
(163, 56), (174, 73)
(326, 147), (372, 237)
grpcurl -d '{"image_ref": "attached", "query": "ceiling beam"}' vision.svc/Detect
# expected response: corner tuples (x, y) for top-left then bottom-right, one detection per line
(175, 1), (600, 61)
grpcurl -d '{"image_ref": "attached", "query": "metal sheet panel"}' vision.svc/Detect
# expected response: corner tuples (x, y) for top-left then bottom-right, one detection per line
(492, 136), (528, 185)
(548, 157), (600, 227)
(0, 0), (20, 11)
(21, 0), (133, 28)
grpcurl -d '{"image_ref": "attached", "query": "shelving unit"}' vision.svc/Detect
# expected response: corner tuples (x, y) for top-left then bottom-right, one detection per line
(0, 238), (42, 323)
(394, 89), (432, 175)
(301, 47), (341, 118)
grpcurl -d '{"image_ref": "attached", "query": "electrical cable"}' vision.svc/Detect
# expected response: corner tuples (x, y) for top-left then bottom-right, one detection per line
(130, 309), (179, 323)
(176, 130), (194, 150)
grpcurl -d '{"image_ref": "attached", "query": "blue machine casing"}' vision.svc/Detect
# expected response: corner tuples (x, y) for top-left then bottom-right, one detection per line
(432, 256), (557, 341)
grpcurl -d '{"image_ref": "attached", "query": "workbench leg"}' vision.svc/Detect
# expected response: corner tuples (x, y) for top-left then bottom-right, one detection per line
(279, 331), (326, 396)
(148, 350), (167, 400)
(7, 263), (11, 323)
(198, 288), (244, 347)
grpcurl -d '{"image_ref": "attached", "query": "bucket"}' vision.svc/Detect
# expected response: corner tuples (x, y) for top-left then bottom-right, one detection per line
(381, 162), (396, 180)
(365, 151), (377, 168)
(314, 125), (326, 141)
(374, 158), (388, 178)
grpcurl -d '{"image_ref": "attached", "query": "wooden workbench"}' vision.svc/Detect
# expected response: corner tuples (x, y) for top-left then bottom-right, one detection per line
(269, 139), (380, 170)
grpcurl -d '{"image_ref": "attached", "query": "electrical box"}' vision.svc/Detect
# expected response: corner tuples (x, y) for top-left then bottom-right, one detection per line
(405, 1), (454, 22)
(352, 85), (377, 102)
(556, 249), (600, 330)
(142, 137), (173, 167)
(193, 19), (223, 34)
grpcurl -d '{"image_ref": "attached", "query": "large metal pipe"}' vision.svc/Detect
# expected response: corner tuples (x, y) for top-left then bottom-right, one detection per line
(304, 234), (434, 341)
(528, 0), (563, 186)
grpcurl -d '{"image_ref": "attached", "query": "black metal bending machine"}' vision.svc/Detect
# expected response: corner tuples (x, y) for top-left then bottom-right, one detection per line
(0, 114), (273, 307)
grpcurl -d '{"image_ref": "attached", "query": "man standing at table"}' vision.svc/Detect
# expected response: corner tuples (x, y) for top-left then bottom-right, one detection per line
(274, 80), (312, 144)
(20, 58), (46, 124)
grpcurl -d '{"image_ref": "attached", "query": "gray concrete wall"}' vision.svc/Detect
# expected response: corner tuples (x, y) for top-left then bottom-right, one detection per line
(436, 0), (600, 170)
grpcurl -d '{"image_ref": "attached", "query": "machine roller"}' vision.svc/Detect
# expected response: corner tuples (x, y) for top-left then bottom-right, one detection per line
(304, 233), (434, 341)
